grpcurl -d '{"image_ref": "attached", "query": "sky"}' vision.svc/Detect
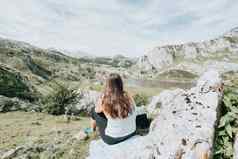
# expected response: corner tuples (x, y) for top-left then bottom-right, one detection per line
(0, 0), (238, 57)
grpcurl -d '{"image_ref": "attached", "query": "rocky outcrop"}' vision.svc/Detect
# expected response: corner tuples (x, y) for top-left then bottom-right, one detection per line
(137, 27), (238, 72)
(73, 90), (101, 114)
(0, 95), (41, 112)
(87, 69), (223, 159)
(137, 46), (174, 71)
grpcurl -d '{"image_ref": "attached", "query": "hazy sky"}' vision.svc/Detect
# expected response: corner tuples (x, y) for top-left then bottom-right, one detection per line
(0, 0), (238, 57)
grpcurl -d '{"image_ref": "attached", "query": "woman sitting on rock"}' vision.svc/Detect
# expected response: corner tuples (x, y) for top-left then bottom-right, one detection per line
(90, 73), (149, 145)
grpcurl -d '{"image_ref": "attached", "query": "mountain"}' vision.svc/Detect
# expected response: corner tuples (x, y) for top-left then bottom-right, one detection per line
(47, 48), (94, 58)
(0, 37), (96, 97)
(0, 37), (137, 99)
(136, 27), (238, 75)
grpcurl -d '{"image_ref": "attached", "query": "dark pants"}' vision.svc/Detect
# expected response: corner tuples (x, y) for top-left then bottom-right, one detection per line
(91, 108), (150, 145)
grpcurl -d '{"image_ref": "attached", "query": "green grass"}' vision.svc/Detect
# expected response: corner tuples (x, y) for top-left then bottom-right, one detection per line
(0, 112), (93, 159)
(126, 85), (163, 97)
(156, 69), (197, 81)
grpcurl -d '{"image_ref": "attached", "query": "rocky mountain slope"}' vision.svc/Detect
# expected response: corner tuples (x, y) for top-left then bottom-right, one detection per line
(0, 37), (135, 98)
(136, 27), (238, 78)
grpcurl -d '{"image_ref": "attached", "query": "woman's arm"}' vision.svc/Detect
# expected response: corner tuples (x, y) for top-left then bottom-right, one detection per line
(95, 96), (103, 113)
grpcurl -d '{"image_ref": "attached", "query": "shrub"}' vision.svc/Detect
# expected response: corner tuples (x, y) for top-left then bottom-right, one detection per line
(43, 84), (80, 115)
(133, 93), (149, 107)
(213, 88), (238, 159)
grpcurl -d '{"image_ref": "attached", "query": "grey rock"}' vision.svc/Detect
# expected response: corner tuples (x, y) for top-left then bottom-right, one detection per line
(74, 90), (100, 114)
(1, 147), (23, 159)
(0, 95), (41, 113)
(147, 89), (184, 117)
(73, 131), (88, 141)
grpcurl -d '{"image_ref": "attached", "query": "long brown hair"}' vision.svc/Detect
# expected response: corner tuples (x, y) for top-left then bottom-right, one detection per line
(101, 73), (132, 119)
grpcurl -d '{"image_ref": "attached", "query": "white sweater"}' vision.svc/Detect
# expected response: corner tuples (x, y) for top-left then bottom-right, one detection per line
(105, 109), (136, 138)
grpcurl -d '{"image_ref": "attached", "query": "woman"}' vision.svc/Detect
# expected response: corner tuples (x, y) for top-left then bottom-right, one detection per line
(90, 73), (137, 145)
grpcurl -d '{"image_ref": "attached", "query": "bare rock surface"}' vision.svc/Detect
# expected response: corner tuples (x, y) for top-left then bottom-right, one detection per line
(87, 69), (223, 159)
(74, 90), (101, 114)
(137, 27), (238, 73)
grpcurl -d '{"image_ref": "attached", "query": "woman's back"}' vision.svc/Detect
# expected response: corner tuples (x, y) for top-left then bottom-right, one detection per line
(105, 107), (136, 138)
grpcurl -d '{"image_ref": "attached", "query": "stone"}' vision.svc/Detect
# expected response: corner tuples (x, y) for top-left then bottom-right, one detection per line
(73, 131), (88, 141)
(74, 90), (101, 114)
(0, 95), (41, 113)
(1, 147), (23, 159)
(87, 69), (223, 159)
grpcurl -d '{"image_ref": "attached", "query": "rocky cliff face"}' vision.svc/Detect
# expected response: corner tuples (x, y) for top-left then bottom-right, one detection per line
(87, 70), (223, 159)
(137, 27), (238, 73)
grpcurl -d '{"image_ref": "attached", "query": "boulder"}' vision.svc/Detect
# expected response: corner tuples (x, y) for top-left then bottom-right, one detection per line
(73, 131), (88, 141)
(73, 90), (101, 114)
(1, 147), (23, 159)
(87, 69), (223, 159)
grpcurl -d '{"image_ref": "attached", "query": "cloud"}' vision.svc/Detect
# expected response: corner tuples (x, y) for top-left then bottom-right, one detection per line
(0, 0), (237, 57)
